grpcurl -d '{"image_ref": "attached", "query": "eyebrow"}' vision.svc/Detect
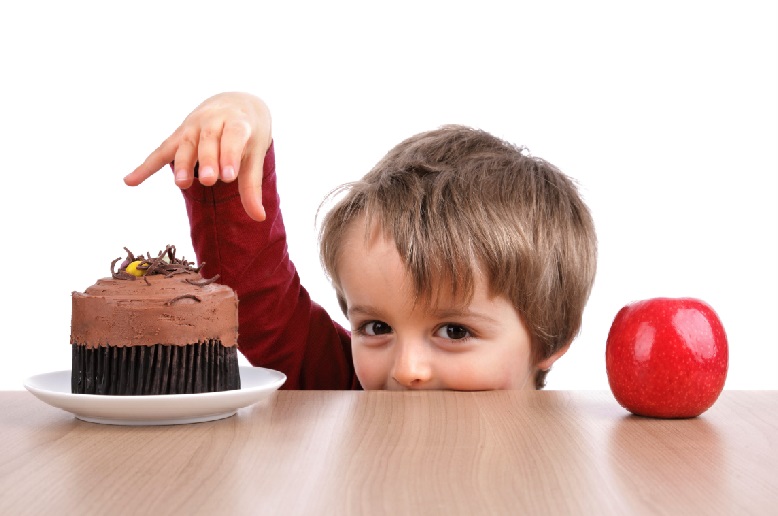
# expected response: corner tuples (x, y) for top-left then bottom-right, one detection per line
(347, 304), (499, 324)
(429, 307), (499, 324)
(347, 305), (381, 319)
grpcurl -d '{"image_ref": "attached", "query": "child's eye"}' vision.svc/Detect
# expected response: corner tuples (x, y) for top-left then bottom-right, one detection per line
(360, 321), (393, 336)
(435, 324), (471, 340)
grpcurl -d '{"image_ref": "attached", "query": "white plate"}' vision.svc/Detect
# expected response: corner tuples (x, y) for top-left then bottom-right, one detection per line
(23, 367), (286, 426)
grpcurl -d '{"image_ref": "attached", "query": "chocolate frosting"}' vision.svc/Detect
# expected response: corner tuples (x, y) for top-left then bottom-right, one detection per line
(71, 273), (238, 348)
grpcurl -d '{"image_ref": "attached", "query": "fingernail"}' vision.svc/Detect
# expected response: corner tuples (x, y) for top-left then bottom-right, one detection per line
(222, 166), (236, 181)
(175, 170), (187, 183)
(200, 166), (215, 180)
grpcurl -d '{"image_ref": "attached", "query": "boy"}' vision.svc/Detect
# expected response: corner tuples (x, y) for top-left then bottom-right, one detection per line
(125, 92), (597, 390)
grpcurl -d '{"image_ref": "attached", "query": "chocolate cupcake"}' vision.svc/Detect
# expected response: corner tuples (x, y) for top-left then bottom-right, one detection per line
(70, 246), (240, 395)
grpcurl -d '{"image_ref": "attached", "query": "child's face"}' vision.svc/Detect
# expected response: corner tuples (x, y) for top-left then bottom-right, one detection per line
(338, 219), (548, 391)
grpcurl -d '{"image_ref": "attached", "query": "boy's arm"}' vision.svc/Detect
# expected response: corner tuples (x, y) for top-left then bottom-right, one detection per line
(125, 92), (357, 389)
(181, 143), (358, 389)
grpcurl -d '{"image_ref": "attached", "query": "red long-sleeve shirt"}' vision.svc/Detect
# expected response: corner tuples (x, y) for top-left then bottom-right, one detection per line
(180, 143), (359, 389)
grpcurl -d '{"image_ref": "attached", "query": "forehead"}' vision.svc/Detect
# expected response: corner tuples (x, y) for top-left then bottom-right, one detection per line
(336, 216), (407, 287)
(337, 216), (493, 312)
(338, 215), (383, 254)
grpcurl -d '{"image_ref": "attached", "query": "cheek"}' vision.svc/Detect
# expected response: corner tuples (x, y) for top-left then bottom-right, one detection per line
(442, 350), (535, 391)
(493, 361), (536, 390)
(352, 346), (389, 390)
(498, 350), (537, 390)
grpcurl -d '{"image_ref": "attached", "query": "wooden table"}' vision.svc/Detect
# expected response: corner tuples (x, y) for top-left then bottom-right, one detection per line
(1, 390), (776, 515)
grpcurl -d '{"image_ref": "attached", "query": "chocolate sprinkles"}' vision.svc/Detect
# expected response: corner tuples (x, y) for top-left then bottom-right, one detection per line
(185, 274), (221, 287)
(110, 245), (209, 283)
(165, 294), (202, 306)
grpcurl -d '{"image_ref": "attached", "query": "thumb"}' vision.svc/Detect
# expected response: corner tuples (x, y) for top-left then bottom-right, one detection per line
(238, 150), (266, 221)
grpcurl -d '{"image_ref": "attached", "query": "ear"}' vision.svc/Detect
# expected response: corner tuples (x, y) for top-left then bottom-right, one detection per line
(536, 341), (571, 372)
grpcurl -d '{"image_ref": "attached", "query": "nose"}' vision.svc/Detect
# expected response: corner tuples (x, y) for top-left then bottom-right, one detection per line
(391, 338), (433, 389)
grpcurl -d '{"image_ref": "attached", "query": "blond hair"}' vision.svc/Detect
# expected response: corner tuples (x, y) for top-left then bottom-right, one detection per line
(319, 125), (597, 388)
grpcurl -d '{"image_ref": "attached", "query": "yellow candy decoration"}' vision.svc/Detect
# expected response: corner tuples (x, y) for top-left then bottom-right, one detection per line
(125, 260), (147, 277)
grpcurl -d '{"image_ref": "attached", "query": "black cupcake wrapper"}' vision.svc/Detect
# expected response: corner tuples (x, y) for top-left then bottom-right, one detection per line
(71, 340), (241, 395)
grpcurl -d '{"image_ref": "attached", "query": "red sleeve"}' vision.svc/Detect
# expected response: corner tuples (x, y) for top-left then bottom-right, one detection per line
(180, 142), (359, 390)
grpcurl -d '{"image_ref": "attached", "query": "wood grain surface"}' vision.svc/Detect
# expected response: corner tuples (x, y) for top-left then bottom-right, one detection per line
(1, 390), (776, 515)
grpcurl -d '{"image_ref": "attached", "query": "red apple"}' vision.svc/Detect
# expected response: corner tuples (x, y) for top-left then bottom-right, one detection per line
(605, 297), (728, 418)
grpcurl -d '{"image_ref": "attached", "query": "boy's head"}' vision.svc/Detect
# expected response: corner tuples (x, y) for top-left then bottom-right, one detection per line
(319, 125), (597, 390)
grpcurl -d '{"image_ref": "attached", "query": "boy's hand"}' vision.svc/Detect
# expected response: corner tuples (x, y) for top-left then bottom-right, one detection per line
(124, 92), (272, 221)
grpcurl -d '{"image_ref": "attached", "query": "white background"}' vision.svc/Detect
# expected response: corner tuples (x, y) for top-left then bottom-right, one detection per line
(1, 1), (775, 391)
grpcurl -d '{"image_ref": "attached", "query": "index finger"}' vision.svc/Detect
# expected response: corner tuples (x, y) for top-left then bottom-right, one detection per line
(124, 135), (178, 186)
